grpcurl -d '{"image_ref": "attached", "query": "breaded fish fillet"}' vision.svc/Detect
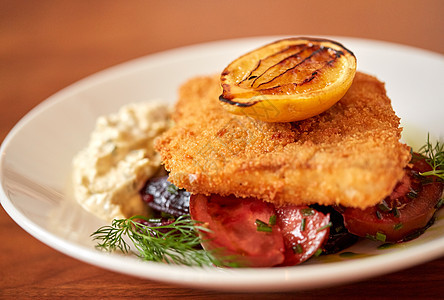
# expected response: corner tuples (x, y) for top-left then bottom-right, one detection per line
(155, 72), (411, 208)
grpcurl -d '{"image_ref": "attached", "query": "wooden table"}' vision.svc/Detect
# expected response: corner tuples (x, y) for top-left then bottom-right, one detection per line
(1, 1), (443, 298)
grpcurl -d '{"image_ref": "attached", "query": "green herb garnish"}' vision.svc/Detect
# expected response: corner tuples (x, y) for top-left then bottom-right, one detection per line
(91, 215), (222, 267)
(436, 197), (444, 209)
(314, 248), (323, 257)
(166, 183), (179, 194)
(300, 218), (307, 231)
(393, 223), (404, 231)
(160, 211), (175, 219)
(418, 134), (444, 181)
(376, 232), (387, 243)
(378, 199), (391, 212)
(366, 232), (387, 243)
(292, 244), (303, 254)
(407, 186), (418, 199)
(316, 222), (332, 232)
(375, 210), (383, 220)
(392, 207), (400, 218)
(268, 215), (277, 226)
(301, 208), (314, 216)
(255, 219), (273, 232)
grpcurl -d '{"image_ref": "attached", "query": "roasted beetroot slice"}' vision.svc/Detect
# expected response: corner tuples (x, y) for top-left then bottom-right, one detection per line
(312, 205), (359, 254)
(140, 176), (190, 217)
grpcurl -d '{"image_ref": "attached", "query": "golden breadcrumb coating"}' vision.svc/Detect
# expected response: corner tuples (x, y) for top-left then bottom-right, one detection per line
(155, 72), (411, 208)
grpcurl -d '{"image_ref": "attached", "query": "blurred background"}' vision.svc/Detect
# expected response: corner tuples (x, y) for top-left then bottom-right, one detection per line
(1, 0), (443, 142)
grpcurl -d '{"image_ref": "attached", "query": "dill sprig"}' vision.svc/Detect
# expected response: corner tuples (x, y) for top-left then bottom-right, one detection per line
(418, 134), (444, 181)
(91, 215), (222, 267)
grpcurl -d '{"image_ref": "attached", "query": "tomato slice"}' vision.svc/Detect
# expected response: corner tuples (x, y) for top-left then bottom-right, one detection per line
(341, 157), (444, 243)
(189, 194), (285, 267)
(276, 206), (330, 266)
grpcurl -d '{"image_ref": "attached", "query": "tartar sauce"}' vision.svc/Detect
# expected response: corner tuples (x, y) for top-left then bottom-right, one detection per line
(72, 101), (171, 221)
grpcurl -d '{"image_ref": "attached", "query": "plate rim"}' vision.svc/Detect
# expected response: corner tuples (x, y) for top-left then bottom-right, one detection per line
(1, 35), (444, 292)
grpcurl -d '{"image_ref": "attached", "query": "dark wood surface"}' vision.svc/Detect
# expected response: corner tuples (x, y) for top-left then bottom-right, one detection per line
(1, 1), (443, 298)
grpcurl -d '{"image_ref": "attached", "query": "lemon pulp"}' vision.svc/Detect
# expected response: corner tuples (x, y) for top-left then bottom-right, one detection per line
(220, 38), (357, 122)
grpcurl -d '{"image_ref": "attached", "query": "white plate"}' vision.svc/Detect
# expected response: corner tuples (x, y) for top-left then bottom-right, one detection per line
(1, 36), (443, 292)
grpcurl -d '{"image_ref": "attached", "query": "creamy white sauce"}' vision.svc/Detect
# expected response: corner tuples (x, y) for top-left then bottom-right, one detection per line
(72, 101), (171, 221)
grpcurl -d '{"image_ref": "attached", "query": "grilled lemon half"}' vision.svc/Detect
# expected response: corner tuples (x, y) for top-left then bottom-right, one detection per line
(219, 37), (357, 122)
